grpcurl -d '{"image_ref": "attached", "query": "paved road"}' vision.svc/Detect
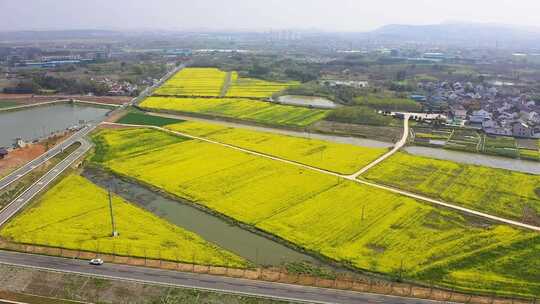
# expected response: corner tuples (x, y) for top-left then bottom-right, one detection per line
(0, 125), (94, 192)
(130, 64), (185, 106)
(0, 138), (91, 227)
(0, 251), (447, 304)
(104, 122), (540, 232)
(348, 114), (411, 179)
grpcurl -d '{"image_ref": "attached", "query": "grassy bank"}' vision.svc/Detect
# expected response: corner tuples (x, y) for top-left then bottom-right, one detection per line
(0, 264), (290, 304)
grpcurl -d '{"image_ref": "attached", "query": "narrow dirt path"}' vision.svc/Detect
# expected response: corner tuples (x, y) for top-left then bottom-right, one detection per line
(220, 72), (233, 97)
(348, 114), (411, 178)
(101, 121), (540, 232)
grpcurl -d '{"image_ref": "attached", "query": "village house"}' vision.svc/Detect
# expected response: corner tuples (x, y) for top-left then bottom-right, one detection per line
(469, 109), (492, 123)
(529, 111), (540, 125)
(512, 122), (533, 138)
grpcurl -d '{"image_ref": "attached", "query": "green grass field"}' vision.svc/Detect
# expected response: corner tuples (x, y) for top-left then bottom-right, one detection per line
(364, 152), (540, 223)
(0, 174), (247, 267)
(116, 111), (184, 126)
(140, 97), (328, 127)
(0, 101), (19, 109)
(166, 121), (387, 174)
(89, 127), (540, 298)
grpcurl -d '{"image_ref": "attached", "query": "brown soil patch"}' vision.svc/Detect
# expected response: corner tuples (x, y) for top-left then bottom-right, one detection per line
(0, 145), (45, 178)
(104, 109), (127, 123)
(0, 132), (73, 178)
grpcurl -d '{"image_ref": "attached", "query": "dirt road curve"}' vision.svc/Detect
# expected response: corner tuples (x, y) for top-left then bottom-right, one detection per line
(103, 121), (540, 232)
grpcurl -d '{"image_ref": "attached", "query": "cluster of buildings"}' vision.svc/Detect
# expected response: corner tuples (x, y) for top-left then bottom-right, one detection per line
(418, 81), (540, 138)
(94, 78), (138, 96)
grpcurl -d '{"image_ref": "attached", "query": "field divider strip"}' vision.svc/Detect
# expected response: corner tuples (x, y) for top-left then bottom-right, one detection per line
(100, 121), (540, 232)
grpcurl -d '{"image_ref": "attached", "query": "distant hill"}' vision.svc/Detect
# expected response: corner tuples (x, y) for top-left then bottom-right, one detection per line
(367, 23), (540, 48)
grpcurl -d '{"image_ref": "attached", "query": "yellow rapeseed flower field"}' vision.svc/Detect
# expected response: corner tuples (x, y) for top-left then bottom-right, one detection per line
(226, 72), (299, 98)
(90, 128), (540, 297)
(154, 67), (227, 97)
(166, 121), (387, 174)
(364, 152), (540, 222)
(140, 97), (328, 127)
(0, 174), (247, 267)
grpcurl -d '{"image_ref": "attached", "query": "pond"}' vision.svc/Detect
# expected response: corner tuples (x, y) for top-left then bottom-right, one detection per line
(82, 168), (320, 266)
(0, 103), (111, 148)
(277, 95), (338, 109)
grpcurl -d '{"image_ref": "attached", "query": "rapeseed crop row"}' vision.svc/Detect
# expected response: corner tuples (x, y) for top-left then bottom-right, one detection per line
(226, 72), (299, 98)
(89, 128), (540, 297)
(166, 121), (387, 174)
(364, 152), (540, 223)
(0, 174), (248, 267)
(140, 97), (328, 127)
(154, 68), (227, 97)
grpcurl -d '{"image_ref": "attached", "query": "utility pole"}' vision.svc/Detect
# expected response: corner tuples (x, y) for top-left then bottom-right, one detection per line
(108, 188), (118, 237)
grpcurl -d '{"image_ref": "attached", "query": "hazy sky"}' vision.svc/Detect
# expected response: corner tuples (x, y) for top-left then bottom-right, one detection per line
(1, 0), (539, 32)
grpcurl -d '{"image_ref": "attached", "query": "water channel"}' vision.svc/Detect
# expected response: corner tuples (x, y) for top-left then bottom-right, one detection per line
(277, 95), (338, 109)
(82, 168), (319, 266)
(405, 146), (540, 175)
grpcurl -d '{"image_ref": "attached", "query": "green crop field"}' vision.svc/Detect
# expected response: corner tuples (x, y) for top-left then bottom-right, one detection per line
(520, 148), (540, 161)
(166, 120), (387, 174)
(154, 68), (227, 97)
(0, 174), (247, 267)
(226, 72), (298, 98)
(116, 111), (184, 126)
(445, 129), (481, 153)
(482, 135), (519, 158)
(364, 152), (540, 223)
(140, 97), (328, 127)
(89, 127), (540, 298)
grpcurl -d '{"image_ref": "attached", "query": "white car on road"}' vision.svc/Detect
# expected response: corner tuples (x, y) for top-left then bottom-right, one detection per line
(89, 258), (104, 265)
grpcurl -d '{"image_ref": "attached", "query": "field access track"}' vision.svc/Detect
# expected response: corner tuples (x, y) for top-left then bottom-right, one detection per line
(101, 121), (540, 232)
